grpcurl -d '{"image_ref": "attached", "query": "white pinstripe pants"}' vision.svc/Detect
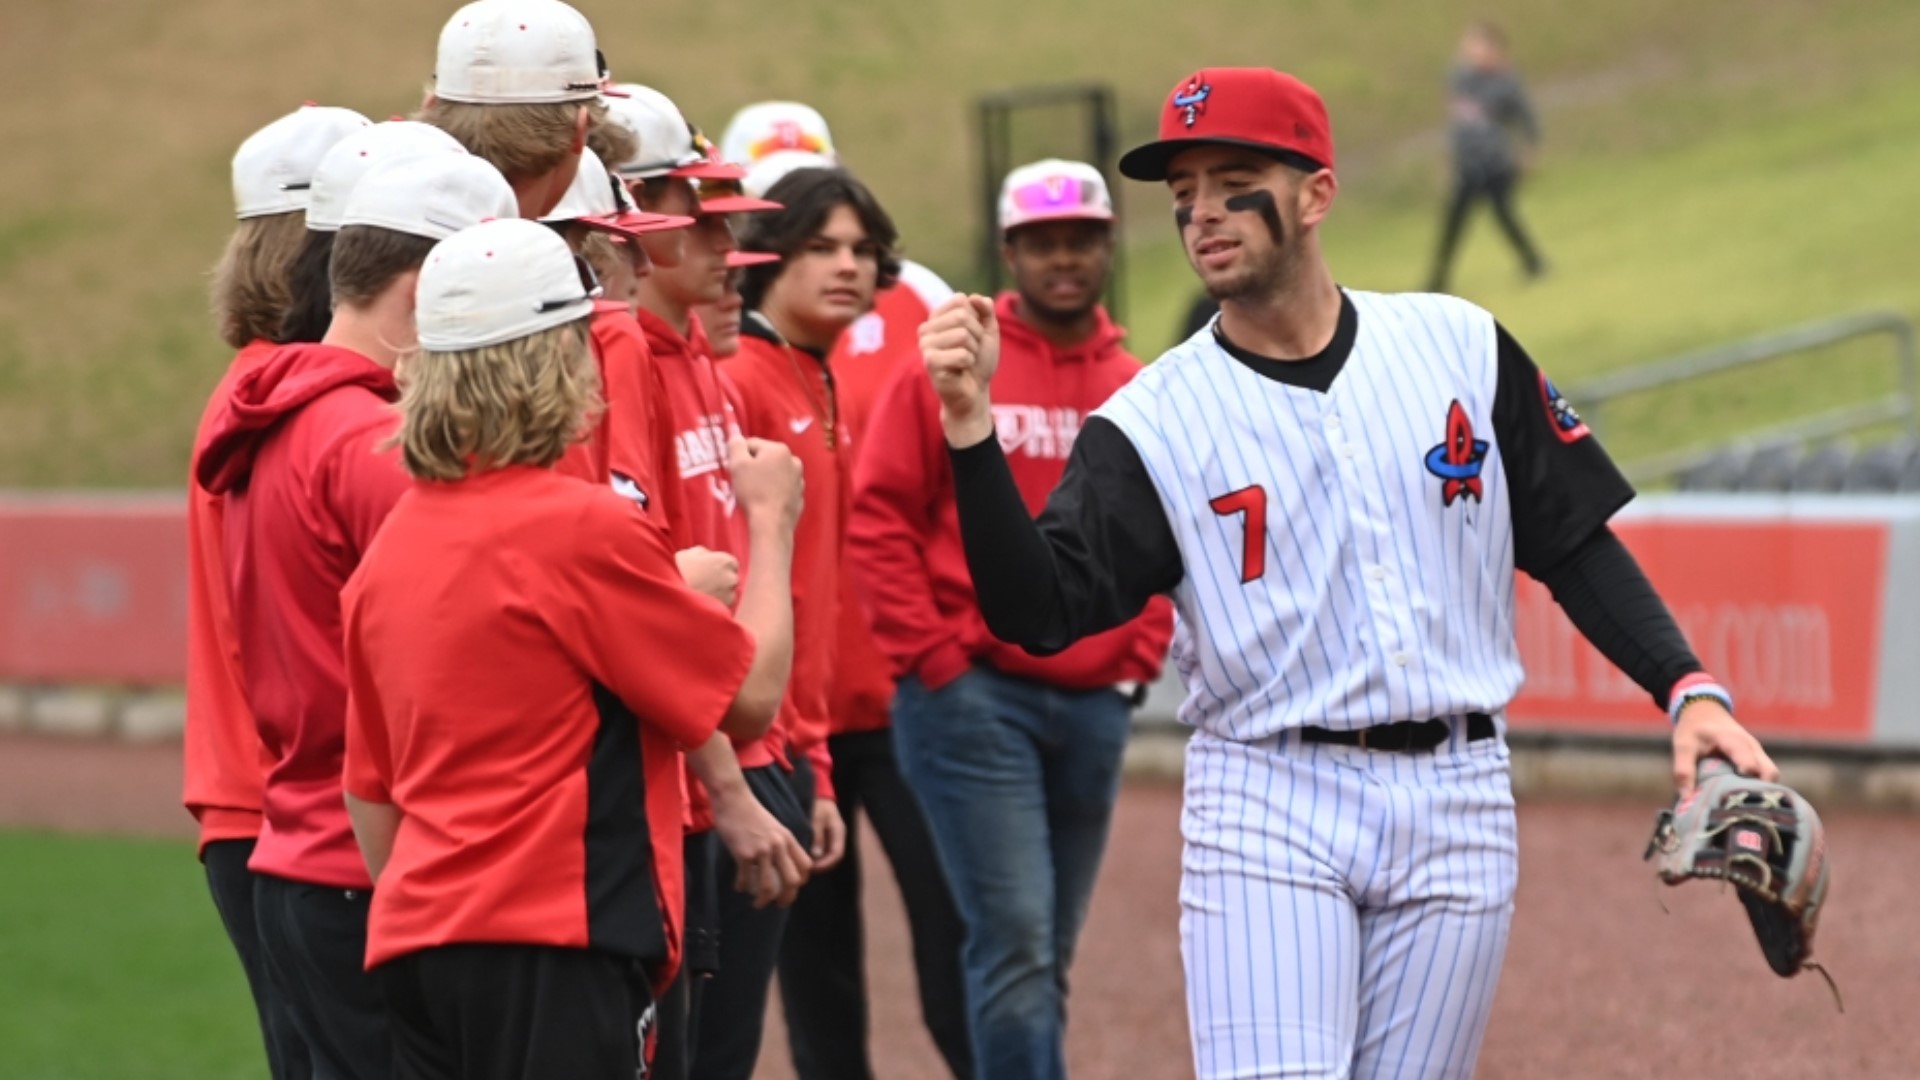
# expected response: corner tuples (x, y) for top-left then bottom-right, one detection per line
(1180, 725), (1518, 1080)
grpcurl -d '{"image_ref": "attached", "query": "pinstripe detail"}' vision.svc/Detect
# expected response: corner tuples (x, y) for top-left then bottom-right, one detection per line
(1117, 293), (1531, 1077)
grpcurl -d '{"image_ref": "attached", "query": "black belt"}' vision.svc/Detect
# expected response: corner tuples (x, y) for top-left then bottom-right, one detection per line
(1300, 713), (1495, 752)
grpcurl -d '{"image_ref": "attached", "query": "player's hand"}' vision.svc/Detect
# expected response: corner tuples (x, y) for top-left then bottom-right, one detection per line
(921, 294), (1000, 448)
(674, 546), (740, 608)
(1671, 699), (1778, 797)
(710, 786), (812, 908)
(728, 437), (803, 536)
(808, 798), (847, 872)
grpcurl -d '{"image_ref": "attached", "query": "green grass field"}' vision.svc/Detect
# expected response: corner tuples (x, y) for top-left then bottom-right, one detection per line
(3, 0), (1919, 485)
(0, 833), (262, 1079)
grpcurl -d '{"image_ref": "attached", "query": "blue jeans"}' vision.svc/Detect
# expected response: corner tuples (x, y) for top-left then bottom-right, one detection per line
(892, 666), (1133, 1080)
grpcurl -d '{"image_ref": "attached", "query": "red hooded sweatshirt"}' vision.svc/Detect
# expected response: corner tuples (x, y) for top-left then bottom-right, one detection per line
(557, 301), (672, 523)
(183, 339), (276, 854)
(639, 306), (776, 832)
(824, 264), (951, 736)
(195, 343), (410, 889)
(849, 293), (1172, 692)
(726, 316), (845, 800)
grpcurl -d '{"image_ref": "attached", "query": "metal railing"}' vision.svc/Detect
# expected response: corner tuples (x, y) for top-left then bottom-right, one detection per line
(1566, 310), (1919, 485)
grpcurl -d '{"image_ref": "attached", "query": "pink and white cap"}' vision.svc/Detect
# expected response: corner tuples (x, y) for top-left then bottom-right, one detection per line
(341, 154), (518, 241)
(306, 121), (468, 232)
(434, 0), (602, 105)
(719, 101), (837, 170)
(997, 159), (1114, 234)
(417, 219), (597, 351)
(742, 150), (835, 199)
(231, 104), (372, 219)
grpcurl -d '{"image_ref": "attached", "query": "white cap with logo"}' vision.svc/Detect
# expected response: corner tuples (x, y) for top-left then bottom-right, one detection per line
(417, 219), (597, 351)
(307, 122), (469, 233)
(997, 159), (1114, 234)
(231, 105), (372, 220)
(742, 150), (835, 199)
(342, 155), (518, 241)
(434, 0), (602, 105)
(602, 85), (738, 180)
(719, 101), (837, 171)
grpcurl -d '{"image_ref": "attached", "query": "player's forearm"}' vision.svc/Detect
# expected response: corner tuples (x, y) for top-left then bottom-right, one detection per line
(1536, 526), (1703, 711)
(947, 433), (1078, 653)
(344, 793), (401, 884)
(685, 733), (754, 806)
(721, 520), (795, 739)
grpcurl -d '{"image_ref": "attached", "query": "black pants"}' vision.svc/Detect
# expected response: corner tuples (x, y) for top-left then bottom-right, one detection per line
(253, 873), (391, 1080)
(204, 840), (313, 1080)
(778, 728), (973, 1080)
(689, 760), (813, 1080)
(1429, 167), (1544, 292)
(650, 830), (720, 1080)
(381, 944), (655, 1080)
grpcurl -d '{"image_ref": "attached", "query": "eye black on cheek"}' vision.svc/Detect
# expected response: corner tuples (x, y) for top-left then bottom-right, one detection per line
(1173, 205), (1194, 230)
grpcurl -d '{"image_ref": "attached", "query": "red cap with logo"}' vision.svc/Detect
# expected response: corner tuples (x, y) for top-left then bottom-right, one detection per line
(1118, 68), (1335, 182)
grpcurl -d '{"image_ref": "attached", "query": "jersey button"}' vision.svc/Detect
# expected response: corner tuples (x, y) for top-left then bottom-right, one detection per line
(1340, 446), (1357, 460)
(1368, 566), (1387, 582)
(1392, 652), (1411, 667)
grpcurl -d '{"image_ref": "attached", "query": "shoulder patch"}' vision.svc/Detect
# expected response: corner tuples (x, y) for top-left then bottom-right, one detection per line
(1538, 373), (1591, 443)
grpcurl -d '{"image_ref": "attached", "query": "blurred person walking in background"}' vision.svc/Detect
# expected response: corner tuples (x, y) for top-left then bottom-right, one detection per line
(1427, 21), (1547, 293)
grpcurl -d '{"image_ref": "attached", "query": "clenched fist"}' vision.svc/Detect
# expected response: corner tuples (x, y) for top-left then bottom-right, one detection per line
(920, 294), (1000, 448)
(674, 546), (740, 608)
(728, 436), (804, 535)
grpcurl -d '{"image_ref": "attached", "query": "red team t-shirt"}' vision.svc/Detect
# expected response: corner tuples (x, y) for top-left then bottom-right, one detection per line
(341, 466), (754, 989)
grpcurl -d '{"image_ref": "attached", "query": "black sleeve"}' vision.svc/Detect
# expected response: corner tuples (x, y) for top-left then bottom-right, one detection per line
(949, 417), (1183, 655)
(1535, 526), (1704, 711)
(1492, 321), (1636, 576)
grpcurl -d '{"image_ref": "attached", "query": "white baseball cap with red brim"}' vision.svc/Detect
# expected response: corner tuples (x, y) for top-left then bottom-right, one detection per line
(603, 85), (740, 180)
(540, 148), (693, 238)
(741, 150), (835, 200)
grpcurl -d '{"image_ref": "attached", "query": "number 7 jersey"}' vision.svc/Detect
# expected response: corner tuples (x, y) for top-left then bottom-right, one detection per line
(1099, 290), (1547, 741)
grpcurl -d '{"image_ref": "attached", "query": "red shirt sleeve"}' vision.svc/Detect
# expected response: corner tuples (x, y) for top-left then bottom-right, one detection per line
(541, 493), (755, 750)
(341, 577), (394, 805)
(846, 361), (968, 685)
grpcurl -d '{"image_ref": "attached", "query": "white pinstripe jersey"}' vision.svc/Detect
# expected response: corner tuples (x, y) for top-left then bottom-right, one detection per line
(1097, 290), (1525, 741)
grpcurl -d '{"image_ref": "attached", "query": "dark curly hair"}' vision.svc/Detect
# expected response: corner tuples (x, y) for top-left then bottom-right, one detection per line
(736, 166), (901, 311)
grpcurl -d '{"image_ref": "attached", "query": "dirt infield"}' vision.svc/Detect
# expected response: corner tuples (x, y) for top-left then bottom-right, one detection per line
(3, 733), (1911, 1078)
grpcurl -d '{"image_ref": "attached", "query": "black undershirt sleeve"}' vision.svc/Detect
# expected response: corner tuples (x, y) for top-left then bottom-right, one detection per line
(949, 417), (1183, 655)
(1533, 526), (1704, 710)
(1492, 322), (1704, 709)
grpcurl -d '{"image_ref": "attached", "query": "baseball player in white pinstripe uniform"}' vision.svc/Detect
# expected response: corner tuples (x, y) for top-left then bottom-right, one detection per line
(917, 67), (1781, 1079)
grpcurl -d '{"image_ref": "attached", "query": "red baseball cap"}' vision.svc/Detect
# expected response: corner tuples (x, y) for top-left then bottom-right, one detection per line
(1118, 68), (1335, 182)
(725, 251), (780, 268)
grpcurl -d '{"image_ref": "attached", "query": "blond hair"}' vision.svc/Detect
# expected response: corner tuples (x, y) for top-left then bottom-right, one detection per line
(577, 229), (625, 285)
(416, 97), (633, 184)
(395, 318), (601, 481)
(209, 211), (307, 348)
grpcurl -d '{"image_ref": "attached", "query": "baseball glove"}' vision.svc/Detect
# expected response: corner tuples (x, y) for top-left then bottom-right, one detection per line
(1644, 757), (1840, 1009)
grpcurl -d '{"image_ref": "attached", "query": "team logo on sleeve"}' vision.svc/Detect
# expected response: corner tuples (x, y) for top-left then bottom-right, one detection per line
(1423, 400), (1489, 506)
(1172, 77), (1212, 128)
(1539, 373), (1592, 443)
(609, 471), (650, 510)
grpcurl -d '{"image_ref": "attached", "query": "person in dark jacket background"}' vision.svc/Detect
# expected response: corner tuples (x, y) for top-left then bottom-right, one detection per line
(1428, 21), (1547, 293)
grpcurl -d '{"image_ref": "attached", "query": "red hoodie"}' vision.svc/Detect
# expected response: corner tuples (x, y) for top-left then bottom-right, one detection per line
(826, 265), (951, 736)
(638, 306), (775, 833)
(195, 342), (410, 889)
(183, 339), (276, 854)
(557, 302), (672, 524)
(726, 317), (844, 800)
(849, 293), (1172, 691)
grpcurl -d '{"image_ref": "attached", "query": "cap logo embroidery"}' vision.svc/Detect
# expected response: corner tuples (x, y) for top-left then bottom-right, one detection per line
(1172, 77), (1212, 128)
